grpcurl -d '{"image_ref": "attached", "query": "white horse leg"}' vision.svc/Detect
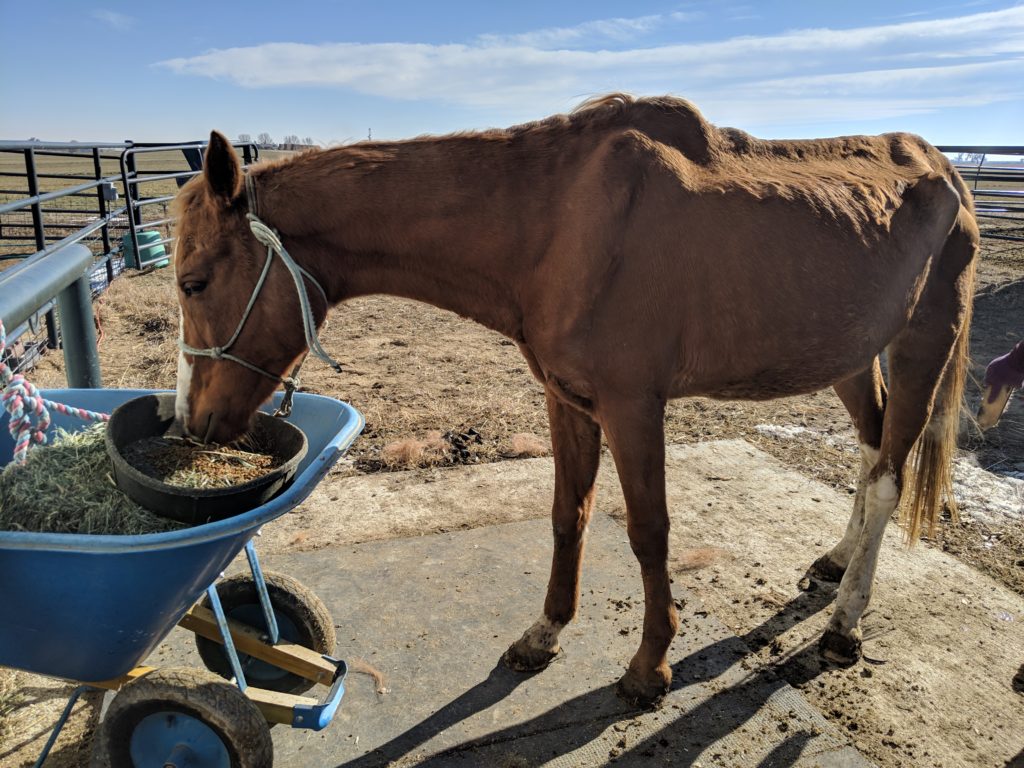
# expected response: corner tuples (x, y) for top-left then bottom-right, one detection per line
(819, 470), (899, 663)
(809, 444), (879, 581)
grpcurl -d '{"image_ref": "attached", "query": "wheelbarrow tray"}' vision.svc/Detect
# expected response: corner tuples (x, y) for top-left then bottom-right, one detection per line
(0, 388), (363, 683)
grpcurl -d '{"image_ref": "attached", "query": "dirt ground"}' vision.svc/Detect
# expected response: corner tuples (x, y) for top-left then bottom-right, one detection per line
(6, 224), (1021, 767)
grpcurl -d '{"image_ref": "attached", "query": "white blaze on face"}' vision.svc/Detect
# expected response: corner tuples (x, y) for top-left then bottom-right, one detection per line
(172, 240), (193, 426)
(175, 312), (192, 426)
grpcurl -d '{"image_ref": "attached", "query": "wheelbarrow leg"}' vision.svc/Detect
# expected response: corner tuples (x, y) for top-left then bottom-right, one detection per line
(33, 685), (93, 768)
(206, 584), (248, 691)
(202, 538), (282, 695)
(245, 538), (280, 645)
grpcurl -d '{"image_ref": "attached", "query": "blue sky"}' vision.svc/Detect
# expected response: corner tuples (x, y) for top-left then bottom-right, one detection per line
(1, 1), (1022, 145)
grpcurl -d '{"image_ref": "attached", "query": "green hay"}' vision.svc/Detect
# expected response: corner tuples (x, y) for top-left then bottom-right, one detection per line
(0, 424), (186, 535)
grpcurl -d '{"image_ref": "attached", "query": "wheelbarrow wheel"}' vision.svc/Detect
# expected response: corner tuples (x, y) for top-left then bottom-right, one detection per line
(90, 666), (272, 768)
(196, 571), (336, 694)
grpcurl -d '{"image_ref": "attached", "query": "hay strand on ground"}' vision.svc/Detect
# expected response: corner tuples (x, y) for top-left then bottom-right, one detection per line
(508, 432), (548, 458)
(380, 431), (447, 469)
(347, 657), (389, 696)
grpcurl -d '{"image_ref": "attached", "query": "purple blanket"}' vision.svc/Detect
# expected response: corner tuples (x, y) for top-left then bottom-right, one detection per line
(984, 340), (1024, 400)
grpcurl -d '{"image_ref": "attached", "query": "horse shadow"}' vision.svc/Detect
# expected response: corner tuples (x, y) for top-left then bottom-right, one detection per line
(0, 687), (102, 767)
(334, 580), (842, 767)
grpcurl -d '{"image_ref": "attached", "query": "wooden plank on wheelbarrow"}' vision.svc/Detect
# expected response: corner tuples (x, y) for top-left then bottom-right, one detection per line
(245, 687), (317, 726)
(88, 665), (156, 691)
(179, 605), (337, 686)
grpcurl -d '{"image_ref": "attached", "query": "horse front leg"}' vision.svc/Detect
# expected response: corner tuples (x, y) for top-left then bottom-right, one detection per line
(503, 390), (601, 671)
(601, 396), (677, 708)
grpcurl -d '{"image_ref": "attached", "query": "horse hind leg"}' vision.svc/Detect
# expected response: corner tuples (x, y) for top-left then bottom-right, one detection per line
(809, 360), (886, 582)
(503, 390), (601, 672)
(820, 222), (975, 664)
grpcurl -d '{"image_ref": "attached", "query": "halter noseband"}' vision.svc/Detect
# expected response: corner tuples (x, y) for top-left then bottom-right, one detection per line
(177, 171), (341, 417)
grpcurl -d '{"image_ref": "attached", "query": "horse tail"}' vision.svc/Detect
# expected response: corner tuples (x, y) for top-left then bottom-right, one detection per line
(899, 212), (978, 543)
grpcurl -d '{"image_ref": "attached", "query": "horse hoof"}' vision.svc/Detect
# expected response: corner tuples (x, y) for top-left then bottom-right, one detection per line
(808, 554), (846, 583)
(819, 629), (861, 666)
(615, 668), (670, 710)
(501, 639), (560, 673)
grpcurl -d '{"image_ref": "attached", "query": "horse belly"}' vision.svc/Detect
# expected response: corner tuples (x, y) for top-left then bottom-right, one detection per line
(669, 261), (914, 400)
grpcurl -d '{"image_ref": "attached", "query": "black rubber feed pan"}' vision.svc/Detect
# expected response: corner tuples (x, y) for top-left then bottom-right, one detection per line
(105, 393), (307, 526)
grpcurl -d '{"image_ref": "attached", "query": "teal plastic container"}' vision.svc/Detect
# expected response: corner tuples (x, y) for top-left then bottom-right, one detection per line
(122, 231), (169, 269)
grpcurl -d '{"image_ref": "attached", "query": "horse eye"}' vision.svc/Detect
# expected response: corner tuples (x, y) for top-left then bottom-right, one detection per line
(181, 281), (207, 297)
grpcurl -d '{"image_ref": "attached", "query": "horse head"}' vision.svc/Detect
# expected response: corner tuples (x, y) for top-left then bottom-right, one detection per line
(173, 131), (317, 443)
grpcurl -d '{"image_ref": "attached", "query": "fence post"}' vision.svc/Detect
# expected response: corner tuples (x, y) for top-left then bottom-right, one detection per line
(93, 147), (115, 283)
(56, 275), (102, 388)
(24, 147), (60, 349)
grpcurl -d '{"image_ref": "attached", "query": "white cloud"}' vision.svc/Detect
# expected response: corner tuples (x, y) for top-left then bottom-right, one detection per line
(477, 12), (702, 49)
(92, 9), (134, 30)
(157, 7), (1024, 123)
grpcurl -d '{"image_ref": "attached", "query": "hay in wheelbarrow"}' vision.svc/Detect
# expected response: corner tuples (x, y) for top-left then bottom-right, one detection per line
(0, 424), (186, 535)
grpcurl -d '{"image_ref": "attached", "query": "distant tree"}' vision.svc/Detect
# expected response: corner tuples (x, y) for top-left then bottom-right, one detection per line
(303, 136), (314, 146)
(282, 134), (300, 146)
(256, 132), (275, 149)
(238, 133), (253, 144)
(954, 152), (985, 165)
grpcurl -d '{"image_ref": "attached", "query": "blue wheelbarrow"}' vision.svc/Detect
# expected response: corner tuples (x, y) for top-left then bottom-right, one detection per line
(0, 388), (364, 767)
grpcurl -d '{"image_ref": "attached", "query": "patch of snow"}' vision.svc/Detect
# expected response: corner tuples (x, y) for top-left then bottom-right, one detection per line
(952, 458), (1024, 525)
(754, 423), (1024, 525)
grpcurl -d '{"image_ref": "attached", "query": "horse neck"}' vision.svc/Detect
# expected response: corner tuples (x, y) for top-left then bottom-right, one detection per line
(254, 139), (554, 339)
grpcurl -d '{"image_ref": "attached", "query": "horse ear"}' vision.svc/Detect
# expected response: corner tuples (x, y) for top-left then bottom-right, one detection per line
(204, 130), (241, 202)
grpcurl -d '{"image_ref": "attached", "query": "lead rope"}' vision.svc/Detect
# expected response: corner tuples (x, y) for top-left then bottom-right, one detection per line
(246, 170), (325, 418)
(0, 321), (109, 466)
(244, 214), (342, 375)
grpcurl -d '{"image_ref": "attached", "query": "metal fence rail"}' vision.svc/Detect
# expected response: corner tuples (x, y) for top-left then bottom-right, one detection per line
(938, 145), (1024, 244)
(0, 244), (101, 387)
(0, 138), (258, 384)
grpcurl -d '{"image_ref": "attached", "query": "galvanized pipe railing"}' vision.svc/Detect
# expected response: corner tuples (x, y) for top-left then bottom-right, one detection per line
(938, 145), (1024, 243)
(0, 244), (101, 387)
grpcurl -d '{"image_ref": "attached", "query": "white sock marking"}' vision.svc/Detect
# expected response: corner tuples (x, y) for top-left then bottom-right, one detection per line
(521, 615), (564, 653)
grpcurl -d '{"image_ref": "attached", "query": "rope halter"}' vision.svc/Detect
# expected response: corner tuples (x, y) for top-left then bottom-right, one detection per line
(177, 206), (342, 417)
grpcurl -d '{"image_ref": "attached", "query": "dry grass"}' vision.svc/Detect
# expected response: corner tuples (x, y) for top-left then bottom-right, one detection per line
(507, 433), (549, 458)
(33, 268), (179, 391)
(0, 670), (23, 746)
(347, 658), (390, 696)
(380, 431), (448, 469)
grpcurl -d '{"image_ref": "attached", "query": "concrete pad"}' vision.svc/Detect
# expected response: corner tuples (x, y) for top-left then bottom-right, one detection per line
(250, 516), (867, 767)
(654, 442), (1024, 767)
(257, 457), (556, 554)
(250, 439), (1023, 766)
(7, 440), (1017, 766)
(151, 440), (869, 767)
(140, 439), (1023, 766)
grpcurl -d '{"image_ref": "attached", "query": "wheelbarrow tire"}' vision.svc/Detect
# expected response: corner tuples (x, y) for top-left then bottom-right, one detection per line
(196, 571), (336, 694)
(90, 666), (272, 768)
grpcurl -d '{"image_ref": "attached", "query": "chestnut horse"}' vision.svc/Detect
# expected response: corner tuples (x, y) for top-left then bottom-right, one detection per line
(173, 95), (977, 707)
